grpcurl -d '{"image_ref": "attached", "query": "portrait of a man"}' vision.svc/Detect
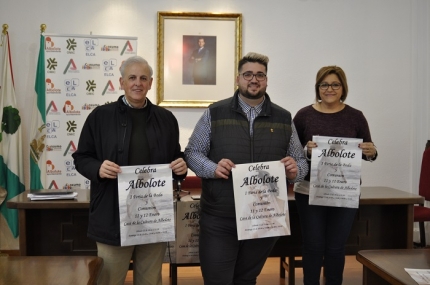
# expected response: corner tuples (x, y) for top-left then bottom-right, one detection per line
(183, 35), (217, 85)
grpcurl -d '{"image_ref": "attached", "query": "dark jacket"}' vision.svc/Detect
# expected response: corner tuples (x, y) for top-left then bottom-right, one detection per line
(202, 92), (293, 218)
(72, 96), (186, 246)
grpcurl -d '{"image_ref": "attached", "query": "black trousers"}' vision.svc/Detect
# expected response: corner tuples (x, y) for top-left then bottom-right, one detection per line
(295, 192), (357, 285)
(199, 212), (279, 285)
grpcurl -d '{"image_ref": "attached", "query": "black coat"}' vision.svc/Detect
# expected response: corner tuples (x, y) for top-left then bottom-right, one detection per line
(72, 96), (186, 245)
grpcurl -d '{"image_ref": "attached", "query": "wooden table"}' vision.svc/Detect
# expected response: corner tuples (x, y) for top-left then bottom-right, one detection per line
(271, 186), (423, 284)
(7, 189), (94, 256)
(357, 249), (430, 285)
(0, 255), (103, 285)
(7, 187), (423, 284)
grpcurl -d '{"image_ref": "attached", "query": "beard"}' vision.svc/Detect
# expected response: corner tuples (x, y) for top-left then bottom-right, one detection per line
(238, 83), (266, 100)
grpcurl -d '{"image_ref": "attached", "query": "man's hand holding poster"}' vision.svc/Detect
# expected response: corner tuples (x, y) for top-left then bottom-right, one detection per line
(310, 136), (363, 208)
(118, 164), (175, 246)
(232, 161), (290, 240)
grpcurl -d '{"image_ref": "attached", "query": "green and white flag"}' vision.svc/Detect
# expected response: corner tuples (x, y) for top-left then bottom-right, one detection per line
(29, 35), (46, 190)
(0, 32), (25, 238)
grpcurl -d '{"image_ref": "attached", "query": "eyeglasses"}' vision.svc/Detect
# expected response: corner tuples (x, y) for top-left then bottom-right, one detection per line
(240, 72), (267, 81)
(318, 83), (342, 90)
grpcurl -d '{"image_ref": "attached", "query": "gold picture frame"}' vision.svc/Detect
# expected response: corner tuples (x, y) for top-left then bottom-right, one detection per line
(157, 12), (242, 108)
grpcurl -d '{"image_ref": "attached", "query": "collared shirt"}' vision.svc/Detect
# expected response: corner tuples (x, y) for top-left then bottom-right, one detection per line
(238, 95), (264, 136)
(184, 95), (308, 182)
(122, 96), (147, 109)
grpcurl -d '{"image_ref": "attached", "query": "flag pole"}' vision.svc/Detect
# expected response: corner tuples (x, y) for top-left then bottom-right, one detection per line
(30, 24), (47, 190)
(0, 24), (6, 256)
(0, 23), (7, 256)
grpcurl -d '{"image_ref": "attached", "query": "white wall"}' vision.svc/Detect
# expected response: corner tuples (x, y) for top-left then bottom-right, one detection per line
(1, 0), (429, 247)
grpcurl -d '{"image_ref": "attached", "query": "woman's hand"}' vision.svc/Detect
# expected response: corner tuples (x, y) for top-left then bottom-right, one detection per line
(306, 140), (318, 157)
(359, 142), (377, 159)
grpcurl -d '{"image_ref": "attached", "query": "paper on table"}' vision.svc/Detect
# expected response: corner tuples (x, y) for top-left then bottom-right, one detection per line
(405, 268), (430, 284)
(27, 192), (78, 201)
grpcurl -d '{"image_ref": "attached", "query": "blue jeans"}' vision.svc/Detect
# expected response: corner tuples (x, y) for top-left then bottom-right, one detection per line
(199, 212), (279, 285)
(295, 193), (357, 285)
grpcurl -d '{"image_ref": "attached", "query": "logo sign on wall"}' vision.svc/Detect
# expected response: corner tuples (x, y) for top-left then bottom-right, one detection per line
(43, 34), (138, 189)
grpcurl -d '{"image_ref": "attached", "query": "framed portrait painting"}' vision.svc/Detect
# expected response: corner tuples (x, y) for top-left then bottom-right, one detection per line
(157, 12), (242, 108)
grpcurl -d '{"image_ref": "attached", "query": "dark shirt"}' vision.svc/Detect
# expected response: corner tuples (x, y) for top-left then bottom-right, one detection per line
(128, 107), (150, 165)
(293, 104), (374, 181)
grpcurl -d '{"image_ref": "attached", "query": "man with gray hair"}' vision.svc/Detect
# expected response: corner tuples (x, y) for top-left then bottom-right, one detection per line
(73, 55), (187, 285)
(185, 52), (308, 284)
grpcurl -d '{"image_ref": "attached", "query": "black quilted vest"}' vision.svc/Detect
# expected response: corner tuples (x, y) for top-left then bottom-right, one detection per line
(201, 92), (292, 217)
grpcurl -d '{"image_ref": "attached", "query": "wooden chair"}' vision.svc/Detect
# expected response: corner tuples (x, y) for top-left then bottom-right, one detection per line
(174, 176), (202, 200)
(170, 176), (202, 285)
(131, 177), (203, 272)
(414, 144), (430, 247)
(181, 176), (202, 189)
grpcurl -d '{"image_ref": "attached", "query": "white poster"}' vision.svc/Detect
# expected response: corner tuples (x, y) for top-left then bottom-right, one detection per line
(174, 197), (200, 263)
(118, 164), (175, 246)
(309, 136), (363, 208)
(163, 197), (201, 264)
(232, 161), (290, 240)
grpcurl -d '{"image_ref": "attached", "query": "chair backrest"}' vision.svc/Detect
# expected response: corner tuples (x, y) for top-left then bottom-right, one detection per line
(419, 147), (430, 200)
(181, 176), (202, 189)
